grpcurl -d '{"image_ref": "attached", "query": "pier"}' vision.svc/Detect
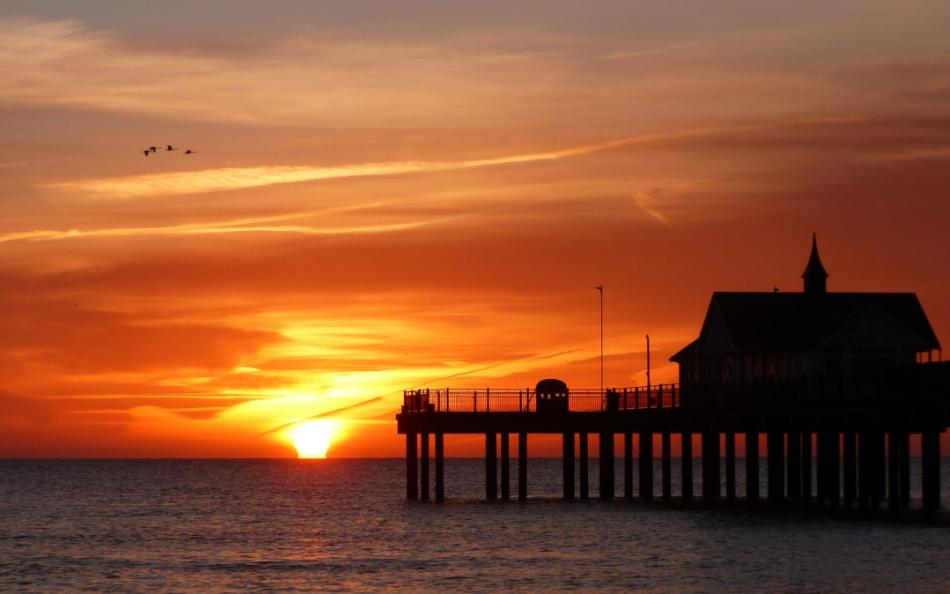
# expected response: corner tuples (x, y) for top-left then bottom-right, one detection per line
(395, 237), (949, 519)
(397, 368), (949, 519)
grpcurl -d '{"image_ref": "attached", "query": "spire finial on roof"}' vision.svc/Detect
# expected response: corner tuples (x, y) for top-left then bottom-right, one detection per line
(802, 232), (828, 294)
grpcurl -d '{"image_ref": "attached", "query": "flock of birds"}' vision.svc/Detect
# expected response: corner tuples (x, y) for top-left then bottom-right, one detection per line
(143, 145), (197, 157)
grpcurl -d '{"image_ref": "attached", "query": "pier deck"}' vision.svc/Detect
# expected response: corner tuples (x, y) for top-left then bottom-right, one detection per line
(396, 369), (950, 519)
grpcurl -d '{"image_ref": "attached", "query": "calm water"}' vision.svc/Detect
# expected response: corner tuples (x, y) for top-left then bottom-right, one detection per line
(2, 459), (949, 593)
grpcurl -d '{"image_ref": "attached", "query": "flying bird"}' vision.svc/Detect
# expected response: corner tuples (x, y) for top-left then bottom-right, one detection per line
(184, 149), (198, 155)
(148, 146), (159, 153)
(143, 150), (151, 157)
(166, 145), (179, 151)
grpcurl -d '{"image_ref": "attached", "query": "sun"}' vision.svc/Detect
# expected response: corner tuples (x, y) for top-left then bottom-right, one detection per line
(290, 420), (338, 459)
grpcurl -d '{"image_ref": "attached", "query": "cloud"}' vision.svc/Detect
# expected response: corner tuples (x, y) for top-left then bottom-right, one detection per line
(0, 17), (573, 127)
(44, 137), (636, 200)
(633, 189), (669, 224)
(0, 216), (446, 244)
(597, 43), (697, 61)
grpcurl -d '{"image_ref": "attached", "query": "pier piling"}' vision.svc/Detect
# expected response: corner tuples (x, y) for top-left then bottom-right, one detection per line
(599, 432), (614, 500)
(486, 432), (497, 501)
(501, 432), (510, 500)
(421, 432), (430, 501)
(922, 429), (941, 518)
(899, 432), (910, 509)
(858, 431), (871, 511)
(624, 432), (633, 500)
(701, 430), (720, 505)
(639, 431), (654, 502)
(767, 431), (784, 505)
(746, 431), (759, 503)
(435, 433), (444, 502)
(888, 432), (900, 516)
(580, 433), (589, 499)
(843, 431), (856, 507)
(662, 432), (672, 502)
(406, 432), (418, 501)
(802, 432), (812, 507)
(787, 431), (801, 507)
(682, 432), (693, 502)
(563, 432), (575, 500)
(518, 432), (527, 501)
(725, 432), (736, 503)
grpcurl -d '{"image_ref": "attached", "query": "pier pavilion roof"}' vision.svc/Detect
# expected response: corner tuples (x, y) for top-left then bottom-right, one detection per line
(670, 291), (940, 361)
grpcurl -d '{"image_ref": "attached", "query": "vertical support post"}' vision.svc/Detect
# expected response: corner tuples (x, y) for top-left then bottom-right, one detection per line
(682, 432), (693, 502)
(624, 432), (633, 500)
(724, 432), (736, 503)
(816, 431), (827, 504)
(599, 432), (614, 500)
(828, 431), (841, 508)
(518, 432), (528, 501)
(843, 431), (856, 507)
(801, 432), (812, 508)
(420, 432), (430, 501)
(701, 431), (720, 505)
(878, 431), (888, 507)
(870, 431), (884, 509)
(500, 432), (510, 500)
(767, 431), (785, 506)
(435, 433), (444, 502)
(662, 432), (672, 502)
(899, 431), (910, 509)
(580, 433), (589, 499)
(485, 432), (497, 501)
(563, 432), (575, 500)
(922, 429), (941, 519)
(639, 431), (654, 501)
(406, 432), (418, 500)
(888, 431), (900, 517)
(746, 431), (759, 504)
(858, 431), (870, 510)
(787, 431), (801, 508)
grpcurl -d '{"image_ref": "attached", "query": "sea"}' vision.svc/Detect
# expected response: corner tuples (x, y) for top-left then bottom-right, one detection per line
(2, 459), (949, 593)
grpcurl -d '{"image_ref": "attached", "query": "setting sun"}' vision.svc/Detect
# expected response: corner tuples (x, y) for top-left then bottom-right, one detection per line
(291, 420), (339, 458)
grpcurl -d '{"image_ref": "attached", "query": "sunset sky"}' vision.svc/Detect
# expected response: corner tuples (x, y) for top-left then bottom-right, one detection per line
(2, 1), (949, 458)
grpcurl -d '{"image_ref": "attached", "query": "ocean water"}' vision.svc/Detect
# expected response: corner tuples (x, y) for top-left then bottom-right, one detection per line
(1, 459), (949, 593)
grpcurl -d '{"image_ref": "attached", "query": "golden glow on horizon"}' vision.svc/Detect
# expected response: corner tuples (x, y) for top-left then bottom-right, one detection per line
(290, 420), (339, 459)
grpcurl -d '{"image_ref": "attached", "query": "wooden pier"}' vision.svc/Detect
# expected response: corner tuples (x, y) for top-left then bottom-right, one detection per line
(396, 369), (950, 519)
(396, 236), (949, 519)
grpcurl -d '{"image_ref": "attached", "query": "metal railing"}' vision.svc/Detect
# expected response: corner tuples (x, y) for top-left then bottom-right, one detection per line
(401, 363), (950, 414)
(401, 384), (680, 413)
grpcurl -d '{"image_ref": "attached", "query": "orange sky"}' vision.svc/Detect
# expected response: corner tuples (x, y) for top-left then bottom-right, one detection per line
(1, 1), (949, 457)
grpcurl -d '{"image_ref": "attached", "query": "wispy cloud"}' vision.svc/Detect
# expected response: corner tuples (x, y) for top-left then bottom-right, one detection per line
(632, 189), (669, 224)
(43, 119), (855, 201)
(46, 138), (636, 200)
(859, 146), (950, 162)
(597, 43), (696, 62)
(0, 18), (571, 126)
(0, 205), (449, 244)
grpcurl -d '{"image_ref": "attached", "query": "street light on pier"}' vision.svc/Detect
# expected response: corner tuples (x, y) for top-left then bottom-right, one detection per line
(596, 284), (604, 398)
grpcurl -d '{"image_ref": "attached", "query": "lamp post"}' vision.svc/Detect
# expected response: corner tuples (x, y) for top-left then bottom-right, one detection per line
(646, 334), (651, 402)
(596, 284), (604, 398)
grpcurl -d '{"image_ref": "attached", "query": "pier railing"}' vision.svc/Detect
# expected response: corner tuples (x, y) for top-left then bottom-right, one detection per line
(402, 384), (679, 413)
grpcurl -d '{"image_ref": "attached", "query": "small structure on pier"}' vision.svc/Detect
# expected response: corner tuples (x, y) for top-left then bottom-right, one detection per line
(671, 234), (942, 405)
(536, 379), (569, 414)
